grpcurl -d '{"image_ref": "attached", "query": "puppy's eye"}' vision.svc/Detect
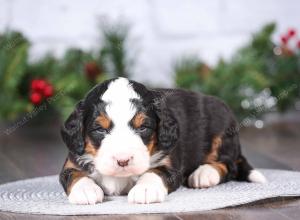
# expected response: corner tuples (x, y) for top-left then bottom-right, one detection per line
(92, 127), (109, 134)
(136, 126), (149, 133)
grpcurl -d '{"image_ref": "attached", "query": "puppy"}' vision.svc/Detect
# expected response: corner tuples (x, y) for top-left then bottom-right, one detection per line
(59, 77), (266, 204)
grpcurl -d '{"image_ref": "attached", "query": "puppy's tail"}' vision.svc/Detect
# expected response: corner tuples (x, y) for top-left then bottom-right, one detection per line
(236, 155), (267, 183)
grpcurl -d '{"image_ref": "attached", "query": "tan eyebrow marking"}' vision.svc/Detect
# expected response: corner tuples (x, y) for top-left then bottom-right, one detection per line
(132, 112), (147, 128)
(96, 113), (111, 129)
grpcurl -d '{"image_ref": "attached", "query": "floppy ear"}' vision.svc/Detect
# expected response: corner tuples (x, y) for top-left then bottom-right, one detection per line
(61, 100), (85, 155)
(153, 97), (179, 151)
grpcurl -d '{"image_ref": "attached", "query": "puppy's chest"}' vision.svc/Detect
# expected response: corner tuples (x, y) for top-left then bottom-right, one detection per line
(89, 172), (137, 196)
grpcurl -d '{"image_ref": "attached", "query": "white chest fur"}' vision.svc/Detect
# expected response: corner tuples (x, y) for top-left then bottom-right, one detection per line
(89, 172), (137, 196)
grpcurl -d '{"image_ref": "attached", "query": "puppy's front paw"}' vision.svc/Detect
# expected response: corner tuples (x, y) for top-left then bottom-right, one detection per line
(128, 173), (167, 204)
(188, 164), (220, 188)
(128, 183), (166, 204)
(68, 177), (104, 205)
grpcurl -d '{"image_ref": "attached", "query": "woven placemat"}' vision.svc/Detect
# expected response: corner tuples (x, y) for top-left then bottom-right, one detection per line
(0, 169), (300, 215)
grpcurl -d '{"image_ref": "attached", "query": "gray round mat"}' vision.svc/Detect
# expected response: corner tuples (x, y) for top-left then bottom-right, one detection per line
(0, 169), (300, 215)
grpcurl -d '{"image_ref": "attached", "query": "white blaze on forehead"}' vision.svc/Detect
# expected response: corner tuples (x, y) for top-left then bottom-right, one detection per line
(101, 78), (140, 123)
(94, 78), (150, 178)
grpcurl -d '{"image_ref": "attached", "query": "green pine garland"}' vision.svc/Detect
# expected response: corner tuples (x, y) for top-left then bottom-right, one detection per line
(175, 23), (300, 120)
(0, 22), (132, 122)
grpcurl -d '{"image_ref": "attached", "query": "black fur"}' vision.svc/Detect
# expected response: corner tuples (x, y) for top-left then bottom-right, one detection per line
(61, 100), (85, 155)
(60, 78), (255, 195)
(149, 88), (253, 188)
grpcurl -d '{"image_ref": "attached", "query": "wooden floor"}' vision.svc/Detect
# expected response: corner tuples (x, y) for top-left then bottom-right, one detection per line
(0, 115), (300, 220)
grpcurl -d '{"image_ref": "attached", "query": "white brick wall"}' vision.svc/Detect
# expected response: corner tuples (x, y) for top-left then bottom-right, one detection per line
(1, 0), (299, 86)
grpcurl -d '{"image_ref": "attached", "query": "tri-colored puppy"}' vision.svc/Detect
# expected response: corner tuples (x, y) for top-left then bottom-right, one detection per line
(59, 77), (266, 204)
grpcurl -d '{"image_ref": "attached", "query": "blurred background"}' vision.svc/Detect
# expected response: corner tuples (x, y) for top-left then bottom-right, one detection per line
(0, 0), (299, 184)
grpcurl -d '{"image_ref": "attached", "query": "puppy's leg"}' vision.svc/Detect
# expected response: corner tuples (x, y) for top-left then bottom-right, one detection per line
(59, 157), (104, 205)
(128, 166), (181, 204)
(236, 155), (267, 183)
(188, 163), (227, 188)
(188, 135), (228, 188)
(188, 134), (266, 188)
(128, 171), (167, 204)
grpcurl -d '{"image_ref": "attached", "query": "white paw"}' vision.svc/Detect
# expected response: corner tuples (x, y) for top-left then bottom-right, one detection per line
(248, 170), (267, 183)
(128, 173), (167, 204)
(68, 177), (104, 205)
(188, 164), (220, 188)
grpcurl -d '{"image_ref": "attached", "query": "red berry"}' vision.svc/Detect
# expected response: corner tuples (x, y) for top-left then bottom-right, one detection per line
(36, 80), (47, 91)
(281, 35), (288, 45)
(30, 92), (42, 105)
(30, 79), (40, 91)
(43, 85), (54, 97)
(288, 28), (296, 37)
(84, 62), (101, 80)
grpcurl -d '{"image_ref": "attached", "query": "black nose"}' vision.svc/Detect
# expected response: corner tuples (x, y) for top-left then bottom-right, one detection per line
(117, 159), (130, 167)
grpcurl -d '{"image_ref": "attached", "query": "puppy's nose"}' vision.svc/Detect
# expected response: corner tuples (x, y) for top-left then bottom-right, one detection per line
(113, 154), (133, 167)
(117, 159), (130, 167)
